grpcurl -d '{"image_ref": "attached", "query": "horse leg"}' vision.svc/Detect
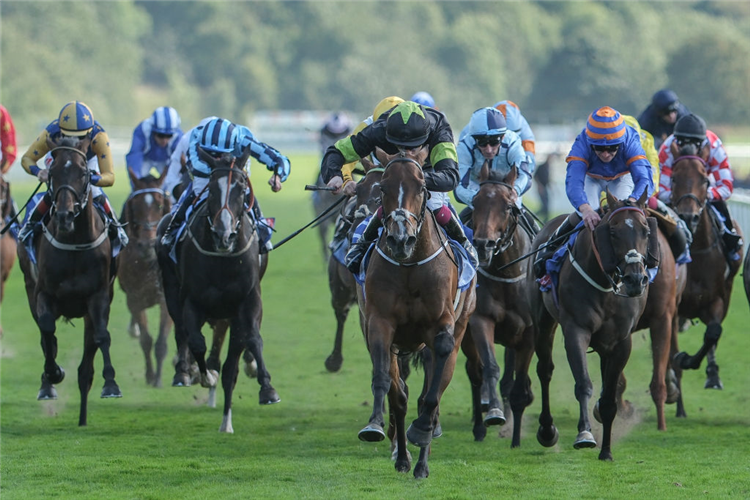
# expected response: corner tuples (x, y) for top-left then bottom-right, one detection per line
(88, 292), (121, 398)
(499, 347), (516, 433)
(183, 299), (213, 388)
(243, 288), (279, 405)
(219, 322), (245, 433)
(325, 263), (352, 372)
(134, 309), (155, 385)
(704, 344), (723, 390)
(597, 335), (633, 461)
(471, 316), (505, 428)
(160, 260), (191, 387)
(509, 334), (535, 449)
(460, 326), (487, 442)
(674, 320), (721, 370)
(78, 315), (99, 426)
(206, 320), (228, 407)
(36, 292), (64, 400)
(563, 327), (596, 449)
(152, 303), (172, 388)
(359, 317), (394, 442)
(535, 313), (559, 447)
(649, 314), (672, 431)
(670, 324), (687, 418)
(388, 356), (411, 473)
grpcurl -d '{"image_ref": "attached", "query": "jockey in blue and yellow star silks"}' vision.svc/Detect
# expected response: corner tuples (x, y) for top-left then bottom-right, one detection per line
(18, 101), (127, 246)
(321, 100), (478, 272)
(125, 106), (183, 187)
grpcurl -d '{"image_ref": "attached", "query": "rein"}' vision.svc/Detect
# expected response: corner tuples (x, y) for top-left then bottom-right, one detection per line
(0, 181), (44, 235)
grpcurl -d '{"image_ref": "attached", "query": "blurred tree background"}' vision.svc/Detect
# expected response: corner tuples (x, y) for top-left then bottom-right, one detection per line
(1, 0), (749, 138)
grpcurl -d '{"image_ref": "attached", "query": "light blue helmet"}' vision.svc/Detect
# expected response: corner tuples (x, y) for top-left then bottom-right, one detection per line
(410, 91), (435, 109)
(469, 107), (507, 138)
(199, 118), (237, 153)
(151, 106), (181, 135)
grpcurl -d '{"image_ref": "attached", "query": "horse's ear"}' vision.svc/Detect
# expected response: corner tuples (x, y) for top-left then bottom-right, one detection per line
(156, 165), (168, 183)
(374, 147), (389, 166)
(360, 156), (375, 173)
(180, 153), (187, 170)
(606, 188), (618, 208)
(415, 146), (429, 166)
(479, 159), (490, 183)
(505, 164), (518, 186)
(699, 143), (710, 163)
(46, 136), (57, 154)
(636, 187), (648, 208)
(669, 139), (681, 159)
(77, 135), (91, 153)
(197, 146), (216, 168)
(127, 168), (139, 187)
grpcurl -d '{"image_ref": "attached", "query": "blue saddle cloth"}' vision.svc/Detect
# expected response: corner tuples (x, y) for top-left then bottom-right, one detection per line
(352, 215), (476, 293)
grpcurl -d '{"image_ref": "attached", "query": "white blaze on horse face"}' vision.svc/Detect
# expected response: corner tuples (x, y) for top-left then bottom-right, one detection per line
(64, 160), (72, 169)
(144, 194), (154, 207)
(216, 177), (234, 230)
(625, 219), (634, 228)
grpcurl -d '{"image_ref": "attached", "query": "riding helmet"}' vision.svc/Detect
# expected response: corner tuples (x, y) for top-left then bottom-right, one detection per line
(409, 91), (436, 109)
(58, 101), (94, 136)
(469, 107), (507, 139)
(651, 89), (680, 113)
(385, 101), (430, 148)
(673, 113), (707, 140)
(199, 117), (238, 153)
(322, 112), (353, 136)
(373, 96), (404, 122)
(151, 106), (181, 135)
(585, 106), (626, 146)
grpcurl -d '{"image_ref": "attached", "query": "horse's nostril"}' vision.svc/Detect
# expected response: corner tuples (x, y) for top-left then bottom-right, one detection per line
(406, 236), (417, 248)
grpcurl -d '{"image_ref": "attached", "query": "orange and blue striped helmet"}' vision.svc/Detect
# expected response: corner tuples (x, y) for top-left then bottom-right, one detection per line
(585, 106), (626, 146)
(58, 101), (94, 136)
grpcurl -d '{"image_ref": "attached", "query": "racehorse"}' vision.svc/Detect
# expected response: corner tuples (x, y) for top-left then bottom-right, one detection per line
(156, 147), (279, 432)
(311, 172), (343, 264)
(668, 143), (742, 397)
(1, 174), (17, 337)
(118, 170), (172, 387)
(460, 162), (536, 447)
(17, 135), (121, 426)
(530, 190), (651, 461)
(324, 156), (383, 372)
(356, 152), (476, 478)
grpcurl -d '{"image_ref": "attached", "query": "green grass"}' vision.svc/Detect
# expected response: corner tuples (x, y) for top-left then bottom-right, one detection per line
(2, 155), (750, 498)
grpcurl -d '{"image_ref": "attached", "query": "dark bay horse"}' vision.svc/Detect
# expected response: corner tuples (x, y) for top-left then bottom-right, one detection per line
(157, 148), (279, 432)
(17, 136), (121, 426)
(356, 153), (476, 478)
(460, 162), (536, 448)
(1, 174), (17, 336)
(324, 156), (383, 372)
(118, 170), (172, 387)
(312, 172), (343, 264)
(530, 191), (651, 461)
(668, 144), (742, 398)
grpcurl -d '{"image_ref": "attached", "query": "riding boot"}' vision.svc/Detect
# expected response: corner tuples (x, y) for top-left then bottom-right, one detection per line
(533, 212), (581, 279)
(161, 191), (195, 247)
(344, 213), (382, 274)
(251, 197), (273, 254)
(18, 195), (51, 242)
(654, 199), (692, 263)
(519, 206), (541, 237)
(711, 200), (743, 257)
(442, 209), (479, 268)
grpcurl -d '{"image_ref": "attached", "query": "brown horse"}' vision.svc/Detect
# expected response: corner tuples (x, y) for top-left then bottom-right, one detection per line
(460, 162), (536, 447)
(324, 157), (383, 372)
(17, 136), (121, 426)
(356, 153), (476, 478)
(118, 171), (172, 387)
(311, 172), (343, 265)
(0, 174), (17, 336)
(530, 191), (651, 461)
(156, 148), (279, 433)
(668, 144), (742, 400)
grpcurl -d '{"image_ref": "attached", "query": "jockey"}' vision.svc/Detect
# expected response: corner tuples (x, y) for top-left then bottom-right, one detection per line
(454, 107), (537, 234)
(125, 106), (182, 186)
(637, 89), (691, 149)
(657, 113), (742, 259)
(17, 101), (127, 246)
(319, 112), (353, 156)
(492, 100), (537, 176)
(1, 104), (17, 174)
(321, 100), (478, 272)
(162, 116), (217, 203)
(160, 117), (291, 252)
(533, 106), (654, 278)
(410, 91), (436, 109)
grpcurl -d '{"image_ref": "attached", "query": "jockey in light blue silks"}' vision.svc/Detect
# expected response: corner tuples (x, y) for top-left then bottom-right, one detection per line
(160, 117), (291, 253)
(126, 106), (183, 187)
(533, 106), (654, 278)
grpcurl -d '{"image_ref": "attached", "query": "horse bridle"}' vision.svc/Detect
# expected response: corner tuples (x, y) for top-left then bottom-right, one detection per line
(381, 157), (427, 236)
(48, 146), (91, 219)
(206, 163), (250, 239)
(476, 179), (519, 257)
(126, 188), (168, 232)
(671, 155), (710, 217)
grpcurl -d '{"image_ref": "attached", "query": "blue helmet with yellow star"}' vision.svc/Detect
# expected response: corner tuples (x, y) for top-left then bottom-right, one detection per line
(58, 101), (94, 136)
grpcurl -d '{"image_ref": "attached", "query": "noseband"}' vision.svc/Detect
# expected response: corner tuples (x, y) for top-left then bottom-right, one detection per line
(381, 157), (427, 235)
(49, 146), (90, 219)
(476, 179), (519, 256)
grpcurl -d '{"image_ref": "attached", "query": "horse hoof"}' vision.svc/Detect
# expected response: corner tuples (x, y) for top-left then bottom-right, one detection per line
(46, 367), (65, 385)
(483, 407), (506, 427)
(593, 402), (602, 424)
(324, 354), (343, 373)
(473, 425), (487, 442)
(432, 422), (443, 439)
(413, 462), (429, 479)
(201, 370), (219, 388)
(573, 431), (597, 449)
(128, 322), (141, 338)
(172, 373), (192, 387)
(243, 359), (258, 379)
(598, 449), (614, 461)
(704, 377), (723, 390)
(395, 458), (411, 473)
(101, 384), (122, 398)
(259, 387), (280, 405)
(37, 387), (58, 400)
(537, 425), (559, 447)
(674, 351), (699, 370)
(358, 424), (386, 442)
(406, 423), (432, 448)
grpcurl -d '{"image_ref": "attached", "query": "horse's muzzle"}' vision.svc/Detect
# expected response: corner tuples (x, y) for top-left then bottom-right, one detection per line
(211, 230), (238, 254)
(473, 238), (496, 266)
(55, 210), (76, 234)
(386, 233), (417, 260)
(620, 271), (649, 297)
(678, 212), (700, 234)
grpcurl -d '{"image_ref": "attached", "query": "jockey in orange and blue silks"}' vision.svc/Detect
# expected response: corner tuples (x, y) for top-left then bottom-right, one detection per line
(126, 106), (183, 187)
(160, 117), (291, 252)
(18, 101), (127, 247)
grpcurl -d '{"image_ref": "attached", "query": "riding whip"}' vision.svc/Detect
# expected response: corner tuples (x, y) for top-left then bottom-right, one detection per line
(0, 181), (44, 236)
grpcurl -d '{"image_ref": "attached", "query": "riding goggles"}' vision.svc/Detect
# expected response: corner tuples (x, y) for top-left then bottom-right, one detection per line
(591, 144), (619, 153)
(475, 136), (502, 148)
